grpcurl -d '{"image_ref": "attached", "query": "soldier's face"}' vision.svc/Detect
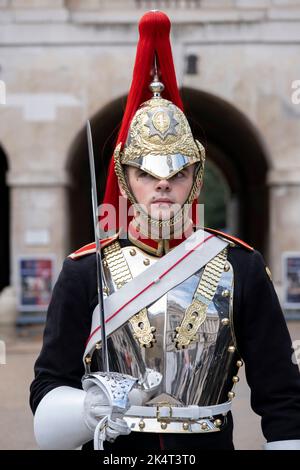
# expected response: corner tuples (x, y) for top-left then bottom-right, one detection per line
(121, 164), (200, 221)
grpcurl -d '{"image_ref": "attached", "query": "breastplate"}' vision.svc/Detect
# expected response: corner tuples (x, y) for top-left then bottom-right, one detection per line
(90, 243), (240, 407)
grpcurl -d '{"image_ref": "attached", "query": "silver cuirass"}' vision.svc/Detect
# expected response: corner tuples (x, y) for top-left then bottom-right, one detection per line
(87, 240), (241, 416)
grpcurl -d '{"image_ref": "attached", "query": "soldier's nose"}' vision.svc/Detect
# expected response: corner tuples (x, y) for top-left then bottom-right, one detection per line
(155, 179), (170, 191)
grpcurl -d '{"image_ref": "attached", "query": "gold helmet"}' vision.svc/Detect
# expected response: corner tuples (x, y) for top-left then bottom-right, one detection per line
(114, 75), (206, 226)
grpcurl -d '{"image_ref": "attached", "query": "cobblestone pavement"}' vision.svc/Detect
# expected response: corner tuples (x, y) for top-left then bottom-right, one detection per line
(0, 322), (300, 450)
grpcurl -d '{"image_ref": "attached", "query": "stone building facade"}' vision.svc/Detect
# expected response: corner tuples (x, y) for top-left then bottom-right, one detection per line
(0, 0), (300, 323)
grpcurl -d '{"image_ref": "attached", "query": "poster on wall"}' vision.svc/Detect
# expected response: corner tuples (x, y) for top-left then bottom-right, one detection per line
(18, 256), (56, 312)
(283, 252), (300, 309)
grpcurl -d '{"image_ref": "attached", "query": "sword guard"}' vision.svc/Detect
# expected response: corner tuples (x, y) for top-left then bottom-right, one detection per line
(82, 371), (138, 417)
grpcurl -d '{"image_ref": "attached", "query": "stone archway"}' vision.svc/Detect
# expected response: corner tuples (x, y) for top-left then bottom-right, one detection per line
(0, 146), (10, 292)
(181, 87), (270, 254)
(67, 89), (270, 255)
(66, 96), (126, 253)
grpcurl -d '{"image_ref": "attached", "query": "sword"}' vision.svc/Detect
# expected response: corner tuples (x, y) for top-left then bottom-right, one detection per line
(86, 120), (109, 372)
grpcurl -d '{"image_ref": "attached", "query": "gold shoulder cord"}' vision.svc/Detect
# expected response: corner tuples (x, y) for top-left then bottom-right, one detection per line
(174, 247), (228, 349)
(103, 241), (156, 348)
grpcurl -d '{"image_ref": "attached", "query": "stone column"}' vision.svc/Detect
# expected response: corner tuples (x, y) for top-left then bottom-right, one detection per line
(0, 170), (70, 325)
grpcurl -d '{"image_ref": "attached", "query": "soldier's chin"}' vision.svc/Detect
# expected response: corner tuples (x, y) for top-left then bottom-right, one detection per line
(150, 207), (174, 221)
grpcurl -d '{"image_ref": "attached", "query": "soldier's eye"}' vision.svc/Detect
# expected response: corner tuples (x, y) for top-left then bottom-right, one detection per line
(172, 171), (185, 179)
(138, 171), (156, 181)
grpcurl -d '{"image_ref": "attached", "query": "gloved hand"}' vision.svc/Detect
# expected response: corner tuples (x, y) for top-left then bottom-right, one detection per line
(82, 371), (138, 450)
(83, 384), (134, 437)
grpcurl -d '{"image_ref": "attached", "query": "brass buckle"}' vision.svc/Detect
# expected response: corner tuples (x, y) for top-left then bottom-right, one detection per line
(155, 402), (173, 422)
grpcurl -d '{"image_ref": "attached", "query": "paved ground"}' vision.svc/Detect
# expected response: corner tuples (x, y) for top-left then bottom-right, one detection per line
(0, 321), (300, 450)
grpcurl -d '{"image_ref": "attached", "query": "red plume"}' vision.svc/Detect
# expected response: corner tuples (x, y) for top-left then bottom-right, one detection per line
(102, 11), (184, 232)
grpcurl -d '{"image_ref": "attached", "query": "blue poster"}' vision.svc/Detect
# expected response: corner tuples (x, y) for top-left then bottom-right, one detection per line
(285, 256), (300, 306)
(19, 258), (54, 311)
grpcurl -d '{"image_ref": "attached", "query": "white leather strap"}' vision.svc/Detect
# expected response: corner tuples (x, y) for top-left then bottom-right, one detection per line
(126, 401), (232, 420)
(93, 416), (132, 450)
(264, 440), (300, 450)
(93, 416), (107, 450)
(85, 229), (228, 358)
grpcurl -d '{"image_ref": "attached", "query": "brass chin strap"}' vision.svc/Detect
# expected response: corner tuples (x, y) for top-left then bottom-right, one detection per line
(103, 241), (156, 348)
(114, 140), (205, 231)
(174, 247), (228, 349)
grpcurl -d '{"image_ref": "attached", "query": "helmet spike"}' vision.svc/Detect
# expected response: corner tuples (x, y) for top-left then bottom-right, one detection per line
(149, 54), (165, 98)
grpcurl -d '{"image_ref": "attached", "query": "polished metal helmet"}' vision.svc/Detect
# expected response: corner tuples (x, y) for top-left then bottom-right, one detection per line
(114, 75), (206, 228)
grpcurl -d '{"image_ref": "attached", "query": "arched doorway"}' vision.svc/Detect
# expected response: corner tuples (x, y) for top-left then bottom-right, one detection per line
(67, 89), (270, 255)
(0, 146), (10, 292)
(66, 96), (126, 253)
(181, 87), (270, 254)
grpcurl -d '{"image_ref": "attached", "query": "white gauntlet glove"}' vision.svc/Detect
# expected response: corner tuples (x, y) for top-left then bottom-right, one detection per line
(33, 380), (137, 450)
(83, 384), (131, 448)
(33, 370), (161, 450)
(82, 372), (138, 450)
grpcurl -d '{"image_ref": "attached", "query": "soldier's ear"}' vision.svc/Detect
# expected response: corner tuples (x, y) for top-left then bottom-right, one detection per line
(194, 181), (203, 201)
(118, 181), (128, 199)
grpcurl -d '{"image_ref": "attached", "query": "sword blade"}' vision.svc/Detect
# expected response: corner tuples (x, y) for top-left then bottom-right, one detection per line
(86, 120), (109, 372)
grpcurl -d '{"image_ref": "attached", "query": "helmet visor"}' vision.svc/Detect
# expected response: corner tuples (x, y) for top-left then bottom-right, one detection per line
(124, 153), (199, 179)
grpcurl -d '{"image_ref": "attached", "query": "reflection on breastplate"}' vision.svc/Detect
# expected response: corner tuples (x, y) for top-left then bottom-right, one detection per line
(93, 245), (239, 407)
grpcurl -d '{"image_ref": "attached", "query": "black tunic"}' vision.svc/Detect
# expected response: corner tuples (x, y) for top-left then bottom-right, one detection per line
(29, 238), (300, 450)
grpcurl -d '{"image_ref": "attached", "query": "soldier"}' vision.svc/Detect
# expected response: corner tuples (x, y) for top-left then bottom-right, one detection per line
(30, 11), (300, 451)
